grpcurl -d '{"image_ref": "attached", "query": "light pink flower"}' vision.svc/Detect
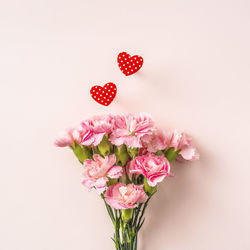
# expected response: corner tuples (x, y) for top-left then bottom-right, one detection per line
(54, 127), (81, 147)
(129, 154), (171, 187)
(110, 113), (154, 148)
(82, 154), (122, 194)
(79, 115), (114, 146)
(177, 133), (199, 161)
(141, 128), (168, 153)
(166, 130), (199, 161)
(105, 183), (148, 209)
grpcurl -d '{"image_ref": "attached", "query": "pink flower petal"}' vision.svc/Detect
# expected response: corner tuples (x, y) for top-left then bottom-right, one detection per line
(107, 166), (123, 179)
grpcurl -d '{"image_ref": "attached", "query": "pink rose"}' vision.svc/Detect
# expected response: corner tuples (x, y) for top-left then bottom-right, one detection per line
(82, 154), (122, 194)
(129, 154), (171, 187)
(110, 113), (154, 148)
(105, 183), (148, 209)
(141, 128), (168, 153)
(79, 115), (114, 146)
(166, 130), (199, 161)
(54, 127), (81, 147)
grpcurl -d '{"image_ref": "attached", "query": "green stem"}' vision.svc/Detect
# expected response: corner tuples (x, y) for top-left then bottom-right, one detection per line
(137, 197), (151, 229)
(134, 234), (137, 250)
(102, 197), (115, 225)
(104, 200), (150, 250)
(114, 210), (121, 249)
(133, 204), (143, 227)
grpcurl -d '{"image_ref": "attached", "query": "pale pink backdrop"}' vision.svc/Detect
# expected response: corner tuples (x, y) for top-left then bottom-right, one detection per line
(0, 0), (250, 249)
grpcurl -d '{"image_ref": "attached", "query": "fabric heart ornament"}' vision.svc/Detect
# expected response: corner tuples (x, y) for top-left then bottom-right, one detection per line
(90, 82), (117, 106)
(117, 52), (143, 76)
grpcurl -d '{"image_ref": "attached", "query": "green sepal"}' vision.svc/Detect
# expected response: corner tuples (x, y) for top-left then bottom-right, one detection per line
(127, 147), (139, 159)
(98, 135), (111, 157)
(156, 150), (163, 156)
(164, 147), (181, 162)
(121, 208), (133, 223)
(114, 145), (130, 166)
(107, 178), (117, 187)
(92, 146), (100, 155)
(143, 177), (157, 196)
(72, 144), (92, 164)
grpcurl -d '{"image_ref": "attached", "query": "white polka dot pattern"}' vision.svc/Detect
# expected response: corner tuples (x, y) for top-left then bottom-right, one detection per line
(117, 52), (143, 76)
(90, 82), (117, 106)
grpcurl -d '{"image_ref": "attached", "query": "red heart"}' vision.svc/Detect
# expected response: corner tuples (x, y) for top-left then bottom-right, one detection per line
(90, 82), (117, 106)
(117, 52), (143, 76)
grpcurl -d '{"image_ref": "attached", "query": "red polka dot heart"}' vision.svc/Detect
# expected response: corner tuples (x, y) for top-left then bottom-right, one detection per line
(117, 52), (143, 76)
(90, 51), (143, 106)
(90, 82), (117, 106)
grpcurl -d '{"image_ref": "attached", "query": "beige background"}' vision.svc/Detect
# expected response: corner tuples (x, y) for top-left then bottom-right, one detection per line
(1, 0), (250, 249)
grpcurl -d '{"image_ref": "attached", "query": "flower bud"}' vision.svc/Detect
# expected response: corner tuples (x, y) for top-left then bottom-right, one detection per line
(127, 147), (139, 159)
(98, 135), (111, 156)
(121, 208), (133, 223)
(72, 144), (92, 164)
(114, 145), (129, 166)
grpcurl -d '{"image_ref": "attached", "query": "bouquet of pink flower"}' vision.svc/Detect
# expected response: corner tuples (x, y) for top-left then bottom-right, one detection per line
(55, 113), (199, 250)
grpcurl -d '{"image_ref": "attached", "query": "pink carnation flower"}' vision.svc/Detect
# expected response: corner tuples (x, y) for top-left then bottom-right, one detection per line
(141, 128), (168, 153)
(54, 127), (81, 147)
(82, 154), (122, 194)
(105, 183), (148, 209)
(110, 113), (154, 148)
(129, 154), (171, 187)
(79, 115), (114, 146)
(166, 130), (199, 161)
